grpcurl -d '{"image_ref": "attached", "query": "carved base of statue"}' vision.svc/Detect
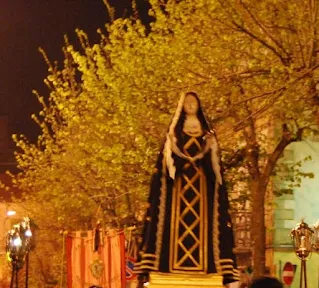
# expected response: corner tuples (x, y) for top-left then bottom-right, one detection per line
(148, 272), (224, 288)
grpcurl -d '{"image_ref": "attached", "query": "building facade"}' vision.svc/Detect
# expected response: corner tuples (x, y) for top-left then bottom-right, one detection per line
(274, 140), (319, 287)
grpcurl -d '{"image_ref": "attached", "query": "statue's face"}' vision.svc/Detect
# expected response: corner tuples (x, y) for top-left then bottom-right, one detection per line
(183, 94), (199, 116)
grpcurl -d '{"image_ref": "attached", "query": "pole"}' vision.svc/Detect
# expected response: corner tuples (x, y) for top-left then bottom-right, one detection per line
(300, 259), (303, 288)
(15, 265), (18, 288)
(300, 259), (307, 288)
(304, 260), (307, 288)
(10, 263), (14, 288)
(25, 253), (29, 288)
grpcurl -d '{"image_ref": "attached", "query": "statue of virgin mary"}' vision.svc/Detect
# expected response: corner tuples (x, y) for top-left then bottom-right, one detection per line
(134, 92), (239, 285)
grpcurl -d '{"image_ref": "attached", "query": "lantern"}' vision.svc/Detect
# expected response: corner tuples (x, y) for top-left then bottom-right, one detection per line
(290, 219), (314, 288)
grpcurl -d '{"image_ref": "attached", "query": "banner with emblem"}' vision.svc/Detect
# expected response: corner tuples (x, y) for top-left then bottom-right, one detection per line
(66, 230), (126, 288)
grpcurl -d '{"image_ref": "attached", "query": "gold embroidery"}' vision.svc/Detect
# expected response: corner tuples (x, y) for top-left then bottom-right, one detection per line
(155, 157), (168, 269)
(218, 259), (234, 264)
(213, 181), (221, 273)
(170, 176), (178, 271)
(140, 253), (156, 258)
(183, 130), (203, 137)
(203, 170), (208, 272)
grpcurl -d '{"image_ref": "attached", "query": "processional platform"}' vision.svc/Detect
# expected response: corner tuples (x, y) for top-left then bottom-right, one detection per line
(149, 272), (224, 288)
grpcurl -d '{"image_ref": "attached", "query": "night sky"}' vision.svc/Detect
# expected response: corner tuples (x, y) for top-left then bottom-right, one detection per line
(0, 0), (149, 141)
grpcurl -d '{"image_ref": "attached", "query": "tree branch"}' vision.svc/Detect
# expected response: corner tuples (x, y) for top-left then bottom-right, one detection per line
(307, 0), (319, 68)
(238, 0), (290, 58)
(231, 20), (291, 66)
(234, 90), (285, 132)
(261, 125), (304, 186)
(224, 148), (246, 169)
(215, 0), (286, 63)
(243, 102), (260, 180)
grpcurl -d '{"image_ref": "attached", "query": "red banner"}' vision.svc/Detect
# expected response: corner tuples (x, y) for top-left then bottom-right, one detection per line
(66, 230), (126, 288)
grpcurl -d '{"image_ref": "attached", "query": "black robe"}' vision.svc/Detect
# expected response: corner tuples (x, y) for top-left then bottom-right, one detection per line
(134, 131), (239, 284)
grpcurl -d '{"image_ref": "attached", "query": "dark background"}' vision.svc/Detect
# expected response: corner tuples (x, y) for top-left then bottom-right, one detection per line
(0, 0), (149, 142)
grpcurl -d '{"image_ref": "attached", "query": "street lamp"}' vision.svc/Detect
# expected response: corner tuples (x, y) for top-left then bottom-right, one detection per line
(312, 221), (319, 251)
(291, 219), (314, 288)
(6, 217), (33, 288)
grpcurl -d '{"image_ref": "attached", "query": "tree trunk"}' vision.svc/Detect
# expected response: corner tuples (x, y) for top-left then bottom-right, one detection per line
(250, 125), (300, 276)
(251, 181), (267, 277)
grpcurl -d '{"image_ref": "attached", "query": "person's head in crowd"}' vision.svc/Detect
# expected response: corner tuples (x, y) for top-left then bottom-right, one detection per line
(249, 276), (283, 288)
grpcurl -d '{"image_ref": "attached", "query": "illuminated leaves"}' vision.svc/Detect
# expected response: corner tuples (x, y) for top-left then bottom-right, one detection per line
(4, 2), (319, 280)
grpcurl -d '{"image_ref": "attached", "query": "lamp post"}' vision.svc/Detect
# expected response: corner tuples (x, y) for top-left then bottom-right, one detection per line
(290, 219), (315, 288)
(6, 217), (33, 288)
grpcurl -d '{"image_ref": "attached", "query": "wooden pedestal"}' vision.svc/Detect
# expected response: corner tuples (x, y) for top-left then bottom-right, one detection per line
(148, 272), (224, 288)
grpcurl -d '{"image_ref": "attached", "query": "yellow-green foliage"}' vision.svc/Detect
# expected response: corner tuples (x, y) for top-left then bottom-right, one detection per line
(4, 0), (319, 282)
(12, 0), (319, 227)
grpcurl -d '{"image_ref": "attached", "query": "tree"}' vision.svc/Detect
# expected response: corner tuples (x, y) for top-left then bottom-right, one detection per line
(101, 0), (319, 276)
(4, 0), (319, 283)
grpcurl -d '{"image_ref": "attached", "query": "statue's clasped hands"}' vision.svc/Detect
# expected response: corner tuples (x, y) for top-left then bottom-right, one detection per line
(187, 155), (200, 163)
(187, 130), (215, 163)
